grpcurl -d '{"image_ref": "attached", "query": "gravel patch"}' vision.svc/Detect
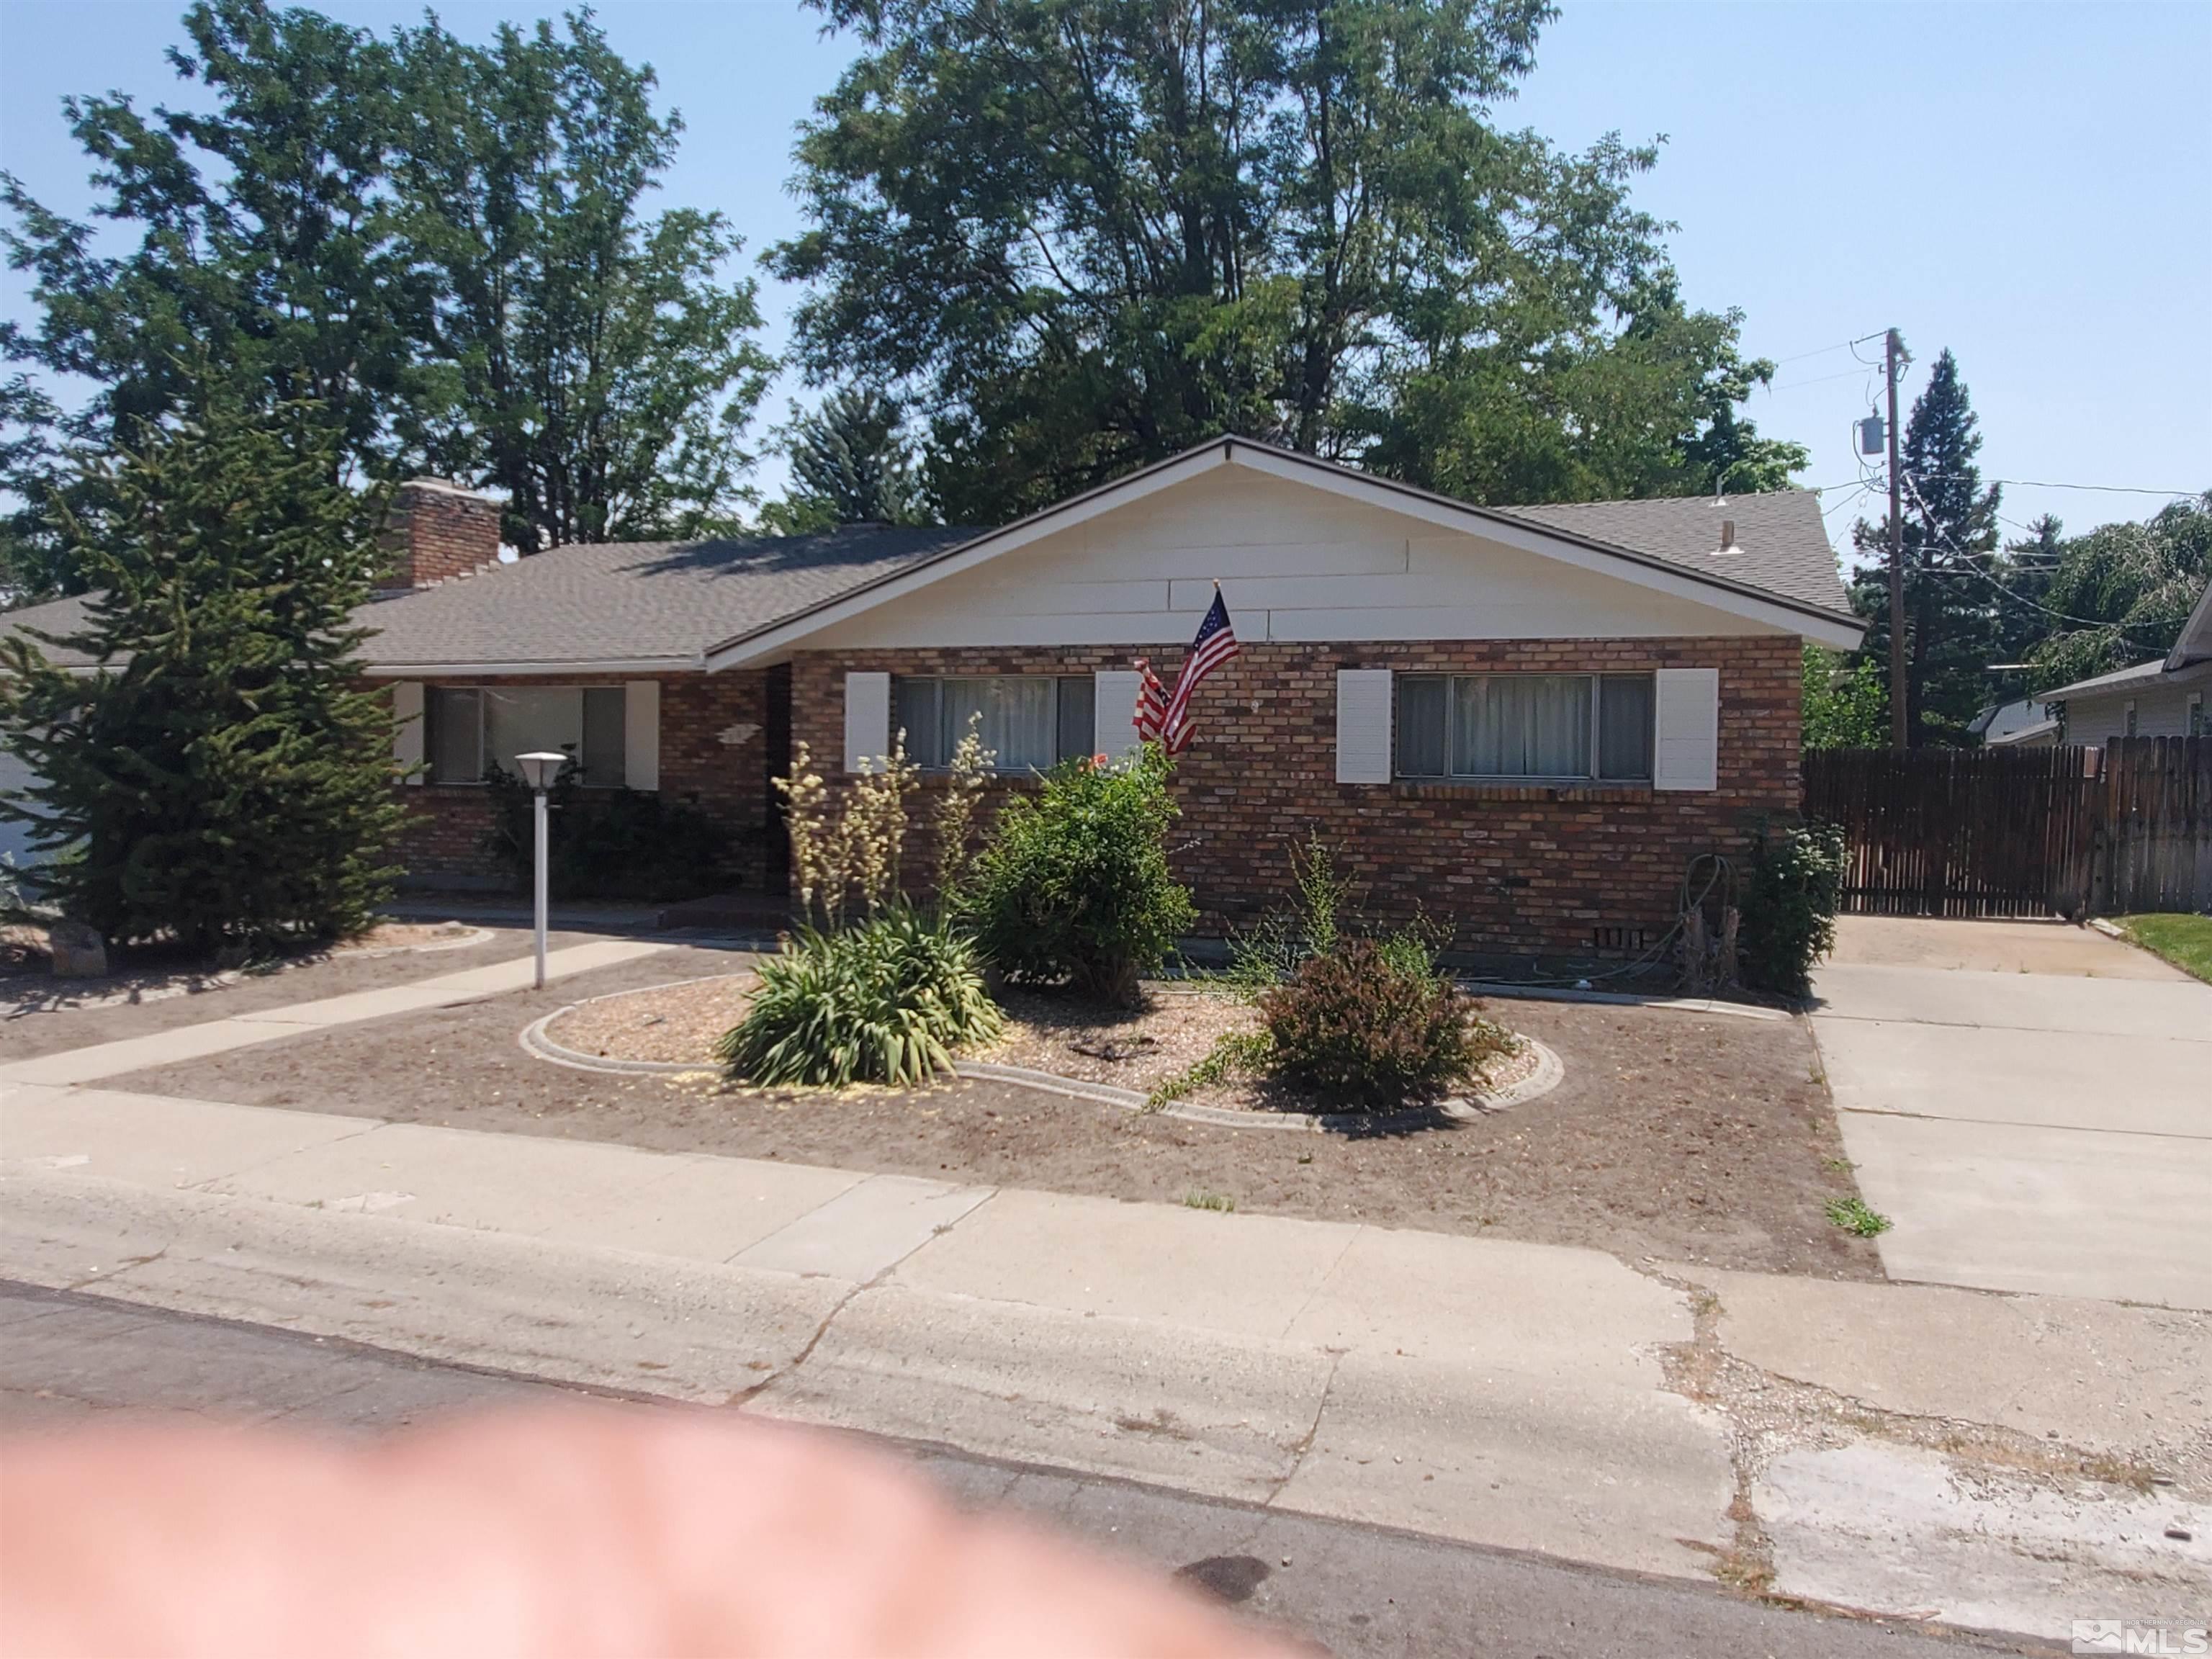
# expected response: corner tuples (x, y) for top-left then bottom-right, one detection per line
(546, 973), (757, 1066)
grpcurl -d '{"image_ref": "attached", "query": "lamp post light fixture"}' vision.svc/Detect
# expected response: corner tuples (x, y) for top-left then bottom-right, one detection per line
(514, 752), (567, 989)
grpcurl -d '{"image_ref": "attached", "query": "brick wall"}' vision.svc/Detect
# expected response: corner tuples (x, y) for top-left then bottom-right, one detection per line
(393, 670), (780, 892)
(790, 637), (1802, 960)
(378, 481), (503, 590)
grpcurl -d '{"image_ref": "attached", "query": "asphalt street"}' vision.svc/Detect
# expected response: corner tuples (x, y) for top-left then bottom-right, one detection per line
(0, 1280), (2051, 1659)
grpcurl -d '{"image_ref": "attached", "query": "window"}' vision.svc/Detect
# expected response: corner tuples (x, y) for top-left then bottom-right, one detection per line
(893, 675), (1096, 771)
(425, 685), (626, 785)
(1395, 673), (1654, 783)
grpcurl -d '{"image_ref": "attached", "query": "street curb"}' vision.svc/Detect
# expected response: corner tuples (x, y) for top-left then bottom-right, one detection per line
(519, 978), (1565, 1130)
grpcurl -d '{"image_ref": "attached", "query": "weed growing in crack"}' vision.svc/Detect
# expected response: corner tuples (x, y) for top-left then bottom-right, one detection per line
(1825, 1195), (1892, 1236)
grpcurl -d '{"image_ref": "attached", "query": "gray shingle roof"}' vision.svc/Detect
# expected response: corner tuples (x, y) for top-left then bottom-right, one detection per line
(5, 456), (1861, 679)
(360, 523), (982, 670)
(0, 593), (102, 669)
(1488, 489), (1851, 618)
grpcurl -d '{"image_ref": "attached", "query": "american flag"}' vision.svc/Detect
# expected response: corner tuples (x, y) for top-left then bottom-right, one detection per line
(1131, 657), (1169, 744)
(1161, 588), (1240, 756)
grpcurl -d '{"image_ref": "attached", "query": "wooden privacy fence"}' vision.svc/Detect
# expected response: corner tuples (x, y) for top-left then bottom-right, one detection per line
(1802, 738), (2211, 919)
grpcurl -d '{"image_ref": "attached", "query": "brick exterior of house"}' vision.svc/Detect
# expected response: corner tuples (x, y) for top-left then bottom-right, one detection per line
(789, 636), (1802, 960)
(392, 670), (782, 893)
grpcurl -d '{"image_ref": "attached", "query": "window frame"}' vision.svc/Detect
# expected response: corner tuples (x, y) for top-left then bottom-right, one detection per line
(1393, 671), (1657, 786)
(423, 684), (628, 788)
(891, 674), (1097, 773)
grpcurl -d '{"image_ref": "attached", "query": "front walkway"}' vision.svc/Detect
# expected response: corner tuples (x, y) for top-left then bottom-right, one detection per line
(1812, 915), (2212, 1310)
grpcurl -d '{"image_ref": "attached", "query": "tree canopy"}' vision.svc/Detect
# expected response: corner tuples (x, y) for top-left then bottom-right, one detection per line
(764, 387), (929, 531)
(770, 0), (1804, 523)
(1, 0), (770, 598)
(2020, 493), (2212, 691)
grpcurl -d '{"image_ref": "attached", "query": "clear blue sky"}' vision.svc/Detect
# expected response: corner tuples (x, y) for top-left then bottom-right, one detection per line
(1, 0), (2206, 562)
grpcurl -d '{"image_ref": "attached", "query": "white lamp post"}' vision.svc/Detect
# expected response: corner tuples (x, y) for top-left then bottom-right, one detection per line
(514, 752), (567, 989)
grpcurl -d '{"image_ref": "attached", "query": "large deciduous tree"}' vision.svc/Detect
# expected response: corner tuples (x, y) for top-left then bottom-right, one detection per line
(771, 0), (1802, 522)
(0, 0), (770, 580)
(2023, 494), (2212, 691)
(0, 384), (407, 951)
(1849, 349), (2000, 747)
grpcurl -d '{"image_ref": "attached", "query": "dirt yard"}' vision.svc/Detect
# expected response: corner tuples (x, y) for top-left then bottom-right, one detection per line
(104, 953), (1882, 1280)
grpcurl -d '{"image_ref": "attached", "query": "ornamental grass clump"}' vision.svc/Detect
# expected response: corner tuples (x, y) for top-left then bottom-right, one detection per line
(715, 907), (1001, 1088)
(1259, 938), (1503, 1110)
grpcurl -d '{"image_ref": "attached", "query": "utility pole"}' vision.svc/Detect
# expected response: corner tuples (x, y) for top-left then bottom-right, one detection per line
(1884, 328), (1908, 750)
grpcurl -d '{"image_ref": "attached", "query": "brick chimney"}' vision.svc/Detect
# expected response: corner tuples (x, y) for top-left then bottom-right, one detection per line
(378, 480), (504, 591)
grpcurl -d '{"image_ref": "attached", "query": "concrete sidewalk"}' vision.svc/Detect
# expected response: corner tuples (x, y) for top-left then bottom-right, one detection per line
(4, 1082), (2206, 1642)
(0, 938), (671, 1088)
(1812, 917), (2212, 1310)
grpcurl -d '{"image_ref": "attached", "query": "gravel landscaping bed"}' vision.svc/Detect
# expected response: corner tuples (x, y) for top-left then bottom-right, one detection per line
(546, 973), (758, 1066)
(107, 959), (1882, 1280)
(538, 976), (1543, 1111)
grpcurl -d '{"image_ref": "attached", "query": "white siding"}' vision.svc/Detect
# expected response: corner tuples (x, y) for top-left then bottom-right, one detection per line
(1093, 670), (1144, 760)
(0, 739), (44, 866)
(1336, 670), (1394, 784)
(801, 467), (1784, 650)
(624, 680), (660, 792)
(2063, 679), (2207, 745)
(391, 682), (424, 784)
(842, 671), (891, 773)
(1653, 667), (1719, 791)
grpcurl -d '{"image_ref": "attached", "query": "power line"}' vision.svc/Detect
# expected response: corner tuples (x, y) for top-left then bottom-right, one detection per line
(1899, 470), (2173, 652)
(1914, 474), (2203, 498)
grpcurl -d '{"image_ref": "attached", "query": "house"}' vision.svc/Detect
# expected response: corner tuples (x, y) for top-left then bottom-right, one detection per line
(2036, 575), (2212, 747)
(4, 439), (1865, 960)
(1977, 696), (2060, 748)
(360, 439), (1862, 958)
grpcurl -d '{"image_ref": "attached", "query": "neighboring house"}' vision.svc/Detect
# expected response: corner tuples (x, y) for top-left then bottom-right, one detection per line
(1977, 696), (2059, 748)
(2039, 576), (2212, 747)
(4, 439), (1866, 958)
(0, 591), (99, 870)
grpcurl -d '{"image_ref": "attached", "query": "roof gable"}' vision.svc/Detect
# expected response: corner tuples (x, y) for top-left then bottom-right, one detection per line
(706, 439), (1862, 666)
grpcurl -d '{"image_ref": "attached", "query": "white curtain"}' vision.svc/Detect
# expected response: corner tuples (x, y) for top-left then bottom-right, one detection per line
(1452, 675), (1591, 778)
(941, 678), (1056, 771)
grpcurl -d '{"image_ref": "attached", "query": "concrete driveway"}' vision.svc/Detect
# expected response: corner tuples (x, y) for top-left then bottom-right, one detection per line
(1812, 916), (2212, 1310)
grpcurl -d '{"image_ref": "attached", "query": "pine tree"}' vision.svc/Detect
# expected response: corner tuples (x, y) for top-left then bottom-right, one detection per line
(770, 389), (927, 530)
(1848, 349), (2001, 746)
(0, 386), (407, 953)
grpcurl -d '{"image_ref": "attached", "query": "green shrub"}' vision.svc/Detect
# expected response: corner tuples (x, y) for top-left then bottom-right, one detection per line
(962, 747), (1195, 1005)
(1259, 939), (1500, 1110)
(715, 907), (1002, 1087)
(482, 762), (737, 902)
(1736, 821), (1847, 998)
(1219, 834), (1349, 999)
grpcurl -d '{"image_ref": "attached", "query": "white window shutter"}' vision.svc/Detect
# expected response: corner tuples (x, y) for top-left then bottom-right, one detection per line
(844, 671), (891, 773)
(1093, 670), (1144, 760)
(392, 682), (424, 783)
(1653, 667), (1719, 791)
(624, 680), (660, 792)
(1335, 669), (1393, 784)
